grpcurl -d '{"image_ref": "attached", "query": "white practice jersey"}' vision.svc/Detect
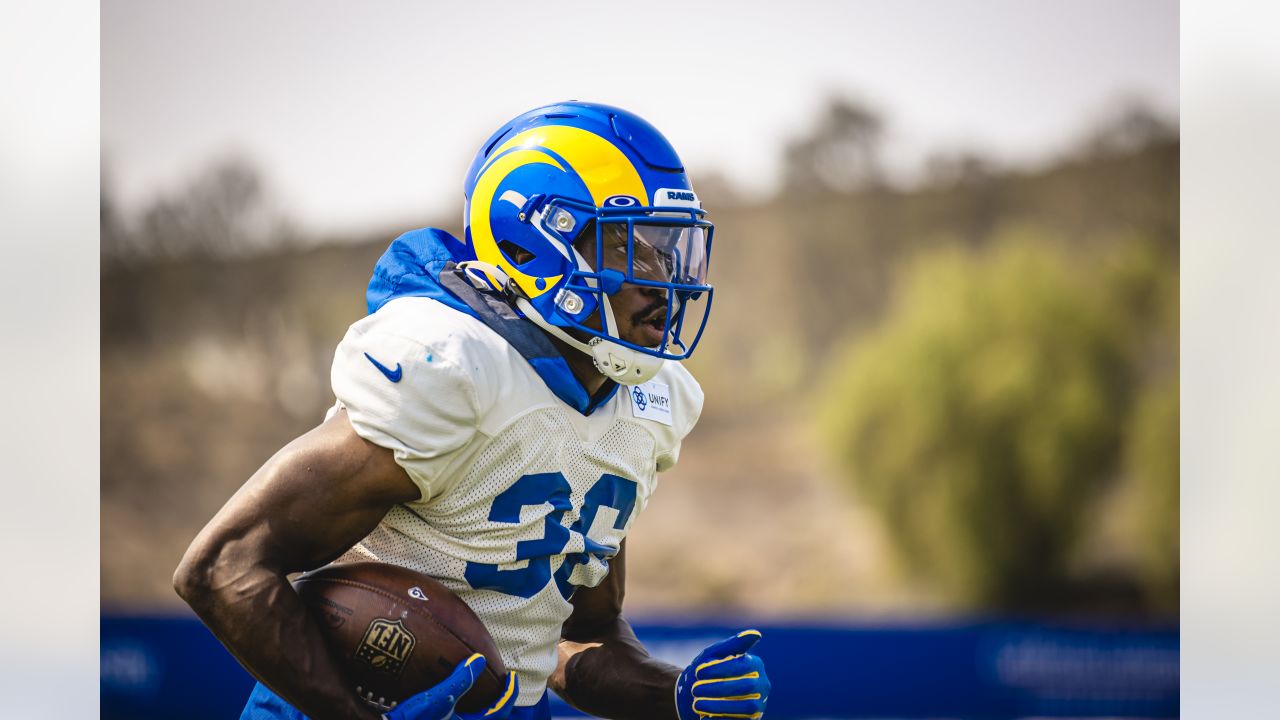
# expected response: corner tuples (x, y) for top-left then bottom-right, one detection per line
(327, 295), (703, 705)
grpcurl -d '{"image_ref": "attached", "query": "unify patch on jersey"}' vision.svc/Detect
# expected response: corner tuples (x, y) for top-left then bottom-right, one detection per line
(628, 380), (673, 425)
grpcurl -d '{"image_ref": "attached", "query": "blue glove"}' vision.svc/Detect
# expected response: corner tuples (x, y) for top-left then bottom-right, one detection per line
(383, 654), (519, 720)
(675, 630), (770, 720)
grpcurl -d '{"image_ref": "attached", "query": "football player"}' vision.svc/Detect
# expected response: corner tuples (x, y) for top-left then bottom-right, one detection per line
(175, 102), (771, 720)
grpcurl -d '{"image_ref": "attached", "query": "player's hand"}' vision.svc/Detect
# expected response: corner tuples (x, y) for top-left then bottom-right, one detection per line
(675, 630), (770, 719)
(383, 654), (519, 720)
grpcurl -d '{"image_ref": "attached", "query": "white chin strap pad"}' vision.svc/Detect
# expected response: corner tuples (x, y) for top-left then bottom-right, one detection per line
(589, 337), (664, 385)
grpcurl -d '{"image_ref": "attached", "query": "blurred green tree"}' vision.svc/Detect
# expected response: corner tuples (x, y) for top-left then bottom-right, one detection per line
(101, 161), (129, 269)
(1100, 238), (1179, 611)
(140, 156), (268, 257)
(819, 232), (1147, 611)
(103, 155), (292, 263)
(783, 97), (885, 195)
(1126, 376), (1179, 611)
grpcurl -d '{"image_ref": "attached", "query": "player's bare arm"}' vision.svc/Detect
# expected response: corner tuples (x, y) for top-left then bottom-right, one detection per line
(550, 542), (682, 720)
(174, 408), (418, 720)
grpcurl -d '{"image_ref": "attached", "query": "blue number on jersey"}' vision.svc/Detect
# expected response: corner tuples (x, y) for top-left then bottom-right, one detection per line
(463, 472), (572, 598)
(464, 472), (638, 599)
(553, 474), (638, 598)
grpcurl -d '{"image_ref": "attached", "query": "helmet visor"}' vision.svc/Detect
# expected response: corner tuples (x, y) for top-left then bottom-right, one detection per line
(598, 221), (710, 287)
(557, 213), (714, 360)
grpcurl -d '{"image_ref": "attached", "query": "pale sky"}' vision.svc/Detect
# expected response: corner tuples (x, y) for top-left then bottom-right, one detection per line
(103, 0), (1178, 234)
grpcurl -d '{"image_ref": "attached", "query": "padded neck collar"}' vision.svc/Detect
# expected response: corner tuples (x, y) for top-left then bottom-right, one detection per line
(366, 228), (619, 415)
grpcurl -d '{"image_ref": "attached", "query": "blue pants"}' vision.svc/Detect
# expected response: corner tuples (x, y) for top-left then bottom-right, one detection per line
(239, 681), (552, 720)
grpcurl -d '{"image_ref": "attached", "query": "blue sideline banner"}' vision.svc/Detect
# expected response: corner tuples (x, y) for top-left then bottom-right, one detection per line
(102, 615), (1178, 719)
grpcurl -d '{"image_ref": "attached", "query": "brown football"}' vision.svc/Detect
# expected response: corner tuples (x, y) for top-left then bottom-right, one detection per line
(292, 562), (507, 714)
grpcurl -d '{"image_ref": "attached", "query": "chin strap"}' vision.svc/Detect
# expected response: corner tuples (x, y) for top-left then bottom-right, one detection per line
(457, 260), (517, 296)
(514, 296), (664, 385)
(457, 260), (663, 386)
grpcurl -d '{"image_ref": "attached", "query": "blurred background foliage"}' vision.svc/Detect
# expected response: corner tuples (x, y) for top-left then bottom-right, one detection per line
(820, 235), (1175, 612)
(102, 96), (1177, 619)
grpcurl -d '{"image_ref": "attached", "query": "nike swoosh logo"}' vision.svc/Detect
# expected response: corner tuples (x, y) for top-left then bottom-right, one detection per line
(364, 353), (403, 382)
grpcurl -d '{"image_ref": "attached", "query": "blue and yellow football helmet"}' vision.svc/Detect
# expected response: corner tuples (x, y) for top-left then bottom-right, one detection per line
(461, 101), (714, 385)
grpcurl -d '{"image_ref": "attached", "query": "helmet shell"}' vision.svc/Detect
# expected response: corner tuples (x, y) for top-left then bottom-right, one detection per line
(463, 102), (696, 299)
(461, 101), (713, 362)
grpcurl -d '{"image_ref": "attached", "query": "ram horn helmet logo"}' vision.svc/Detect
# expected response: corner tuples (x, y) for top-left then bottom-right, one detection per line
(356, 618), (417, 676)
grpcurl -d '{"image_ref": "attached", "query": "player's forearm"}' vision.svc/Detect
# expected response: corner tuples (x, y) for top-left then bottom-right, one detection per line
(551, 616), (681, 720)
(174, 541), (381, 720)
